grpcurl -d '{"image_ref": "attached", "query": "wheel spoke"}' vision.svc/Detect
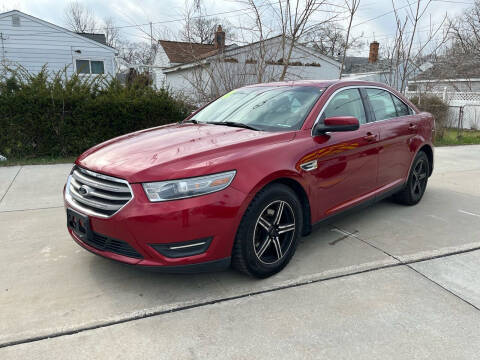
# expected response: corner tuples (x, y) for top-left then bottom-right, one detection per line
(272, 236), (283, 259)
(418, 172), (427, 180)
(258, 216), (271, 231)
(413, 181), (420, 194)
(278, 223), (295, 234)
(273, 202), (285, 225)
(256, 236), (272, 258)
(416, 160), (423, 174)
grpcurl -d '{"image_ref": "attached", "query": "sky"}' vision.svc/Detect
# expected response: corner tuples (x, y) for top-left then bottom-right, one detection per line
(0, 0), (473, 56)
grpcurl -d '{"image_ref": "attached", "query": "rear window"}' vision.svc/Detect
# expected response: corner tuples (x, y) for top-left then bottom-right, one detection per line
(365, 88), (397, 121)
(192, 86), (324, 131)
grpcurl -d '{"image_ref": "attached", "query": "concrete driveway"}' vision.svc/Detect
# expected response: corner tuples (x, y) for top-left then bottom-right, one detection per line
(1, 145), (480, 359)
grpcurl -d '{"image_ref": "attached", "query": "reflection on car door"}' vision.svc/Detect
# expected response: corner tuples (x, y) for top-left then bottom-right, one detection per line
(364, 88), (415, 188)
(304, 88), (381, 220)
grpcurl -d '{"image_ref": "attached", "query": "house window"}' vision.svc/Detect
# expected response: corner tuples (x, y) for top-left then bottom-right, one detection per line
(91, 61), (105, 74)
(12, 15), (20, 27)
(75, 59), (105, 74)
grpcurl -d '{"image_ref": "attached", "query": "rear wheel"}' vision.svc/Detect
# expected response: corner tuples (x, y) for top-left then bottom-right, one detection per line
(394, 151), (429, 205)
(232, 184), (303, 278)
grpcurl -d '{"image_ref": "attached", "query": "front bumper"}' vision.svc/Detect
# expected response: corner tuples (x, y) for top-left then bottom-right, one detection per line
(65, 180), (247, 272)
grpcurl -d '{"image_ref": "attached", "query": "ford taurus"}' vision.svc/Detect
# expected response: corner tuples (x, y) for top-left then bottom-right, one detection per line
(64, 80), (434, 278)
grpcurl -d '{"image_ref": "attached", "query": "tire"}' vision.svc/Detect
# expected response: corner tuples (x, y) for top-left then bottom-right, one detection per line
(393, 151), (430, 205)
(232, 183), (303, 278)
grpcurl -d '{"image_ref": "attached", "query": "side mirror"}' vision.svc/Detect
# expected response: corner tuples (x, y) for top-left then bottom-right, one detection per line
(313, 116), (360, 135)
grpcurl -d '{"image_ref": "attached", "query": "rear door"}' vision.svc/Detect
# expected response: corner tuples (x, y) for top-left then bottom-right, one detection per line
(363, 88), (415, 188)
(307, 87), (381, 219)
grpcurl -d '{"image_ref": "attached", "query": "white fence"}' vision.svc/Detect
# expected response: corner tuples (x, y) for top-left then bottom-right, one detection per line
(405, 91), (480, 130)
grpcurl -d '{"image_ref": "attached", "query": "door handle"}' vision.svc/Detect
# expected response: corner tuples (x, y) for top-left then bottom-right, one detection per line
(363, 132), (377, 142)
(408, 123), (417, 131)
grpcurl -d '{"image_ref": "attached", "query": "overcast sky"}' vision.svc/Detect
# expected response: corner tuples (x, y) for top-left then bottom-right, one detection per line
(0, 0), (472, 56)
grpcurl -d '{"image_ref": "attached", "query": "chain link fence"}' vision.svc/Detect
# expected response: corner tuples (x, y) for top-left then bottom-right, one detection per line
(406, 91), (480, 131)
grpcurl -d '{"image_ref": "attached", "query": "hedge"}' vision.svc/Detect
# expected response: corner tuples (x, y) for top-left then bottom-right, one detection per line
(0, 67), (191, 159)
(409, 95), (449, 138)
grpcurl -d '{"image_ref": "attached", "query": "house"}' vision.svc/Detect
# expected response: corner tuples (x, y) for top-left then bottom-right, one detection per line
(0, 10), (117, 77)
(407, 60), (480, 92)
(153, 26), (341, 103)
(341, 42), (389, 83)
(341, 41), (428, 92)
(406, 59), (480, 130)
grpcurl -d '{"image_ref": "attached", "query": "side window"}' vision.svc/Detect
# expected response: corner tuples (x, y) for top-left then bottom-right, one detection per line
(321, 89), (366, 124)
(391, 94), (410, 117)
(365, 88), (397, 121)
(75, 60), (105, 75)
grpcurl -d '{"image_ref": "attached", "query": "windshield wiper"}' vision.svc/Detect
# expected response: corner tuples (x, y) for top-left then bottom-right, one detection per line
(206, 121), (260, 131)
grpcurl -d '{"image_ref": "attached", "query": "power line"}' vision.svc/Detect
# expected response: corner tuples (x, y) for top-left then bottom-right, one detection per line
(352, 0), (470, 28)
(0, 2), (346, 40)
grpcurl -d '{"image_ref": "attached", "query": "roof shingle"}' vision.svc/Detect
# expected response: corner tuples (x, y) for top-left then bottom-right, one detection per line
(159, 40), (216, 64)
(77, 33), (107, 46)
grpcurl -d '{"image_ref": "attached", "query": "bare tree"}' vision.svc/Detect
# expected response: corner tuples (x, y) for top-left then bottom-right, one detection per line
(64, 1), (97, 33)
(103, 17), (120, 48)
(173, 0), (341, 103)
(180, 1), (236, 44)
(304, 23), (347, 57)
(275, 0), (337, 80)
(449, 0), (480, 60)
(118, 40), (157, 65)
(339, 0), (360, 78)
(381, 0), (450, 92)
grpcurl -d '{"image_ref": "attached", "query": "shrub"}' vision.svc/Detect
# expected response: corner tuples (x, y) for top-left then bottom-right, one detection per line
(409, 95), (449, 138)
(0, 66), (192, 159)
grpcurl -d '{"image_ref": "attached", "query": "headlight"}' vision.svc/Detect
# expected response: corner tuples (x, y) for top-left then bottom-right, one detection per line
(142, 170), (236, 202)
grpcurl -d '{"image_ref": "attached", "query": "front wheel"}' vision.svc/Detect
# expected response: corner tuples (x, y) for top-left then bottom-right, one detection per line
(232, 184), (303, 278)
(394, 151), (430, 205)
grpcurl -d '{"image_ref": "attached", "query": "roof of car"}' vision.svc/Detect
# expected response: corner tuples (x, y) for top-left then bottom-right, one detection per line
(244, 79), (388, 89)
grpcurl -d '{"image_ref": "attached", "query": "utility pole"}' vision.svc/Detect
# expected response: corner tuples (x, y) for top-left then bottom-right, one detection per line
(150, 22), (153, 48)
(0, 32), (6, 62)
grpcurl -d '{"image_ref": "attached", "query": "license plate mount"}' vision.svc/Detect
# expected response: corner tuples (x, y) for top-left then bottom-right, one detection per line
(67, 208), (93, 242)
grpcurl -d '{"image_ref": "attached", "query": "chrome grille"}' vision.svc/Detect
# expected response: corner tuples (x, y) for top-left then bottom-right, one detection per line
(66, 166), (133, 218)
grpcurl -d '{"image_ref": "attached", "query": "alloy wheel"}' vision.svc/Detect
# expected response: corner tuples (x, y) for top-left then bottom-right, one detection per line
(411, 158), (428, 199)
(253, 200), (296, 264)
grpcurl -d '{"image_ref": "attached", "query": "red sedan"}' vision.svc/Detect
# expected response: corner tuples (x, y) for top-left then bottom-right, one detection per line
(64, 80), (434, 278)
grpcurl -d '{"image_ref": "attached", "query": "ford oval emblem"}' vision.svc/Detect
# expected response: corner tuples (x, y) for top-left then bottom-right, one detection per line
(78, 185), (92, 196)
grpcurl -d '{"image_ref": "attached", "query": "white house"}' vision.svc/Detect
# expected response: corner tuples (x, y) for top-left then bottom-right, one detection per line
(153, 26), (341, 103)
(0, 10), (117, 77)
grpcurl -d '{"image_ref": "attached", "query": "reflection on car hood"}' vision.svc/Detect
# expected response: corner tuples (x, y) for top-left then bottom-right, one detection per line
(77, 123), (295, 182)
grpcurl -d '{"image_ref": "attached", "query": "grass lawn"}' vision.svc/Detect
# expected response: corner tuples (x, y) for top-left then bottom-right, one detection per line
(0, 156), (76, 167)
(435, 128), (480, 146)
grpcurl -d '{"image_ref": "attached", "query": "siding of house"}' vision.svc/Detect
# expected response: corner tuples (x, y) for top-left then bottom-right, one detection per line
(152, 46), (170, 87)
(409, 80), (480, 92)
(162, 37), (341, 102)
(0, 11), (116, 77)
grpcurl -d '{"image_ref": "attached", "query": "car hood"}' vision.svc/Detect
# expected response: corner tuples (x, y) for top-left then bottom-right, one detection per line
(77, 123), (295, 183)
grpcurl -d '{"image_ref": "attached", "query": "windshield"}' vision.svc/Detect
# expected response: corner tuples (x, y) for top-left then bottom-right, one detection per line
(191, 86), (324, 131)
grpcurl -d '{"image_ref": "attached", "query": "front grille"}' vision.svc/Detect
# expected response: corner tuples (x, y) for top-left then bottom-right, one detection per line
(84, 231), (143, 259)
(66, 166), (133, 217)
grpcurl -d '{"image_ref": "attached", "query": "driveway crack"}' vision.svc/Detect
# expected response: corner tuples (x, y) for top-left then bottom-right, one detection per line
(0, 166), (22, 205)
(331, 224), (480, 313)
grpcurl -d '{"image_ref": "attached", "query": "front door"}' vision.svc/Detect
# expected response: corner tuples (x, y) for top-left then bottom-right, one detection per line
(303, 88), (381, 221)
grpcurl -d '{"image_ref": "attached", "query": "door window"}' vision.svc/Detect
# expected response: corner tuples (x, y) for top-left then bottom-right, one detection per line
(391, 94), (410, 117)
(321, 88), (366, 124)
(365, 88), (397, 121)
